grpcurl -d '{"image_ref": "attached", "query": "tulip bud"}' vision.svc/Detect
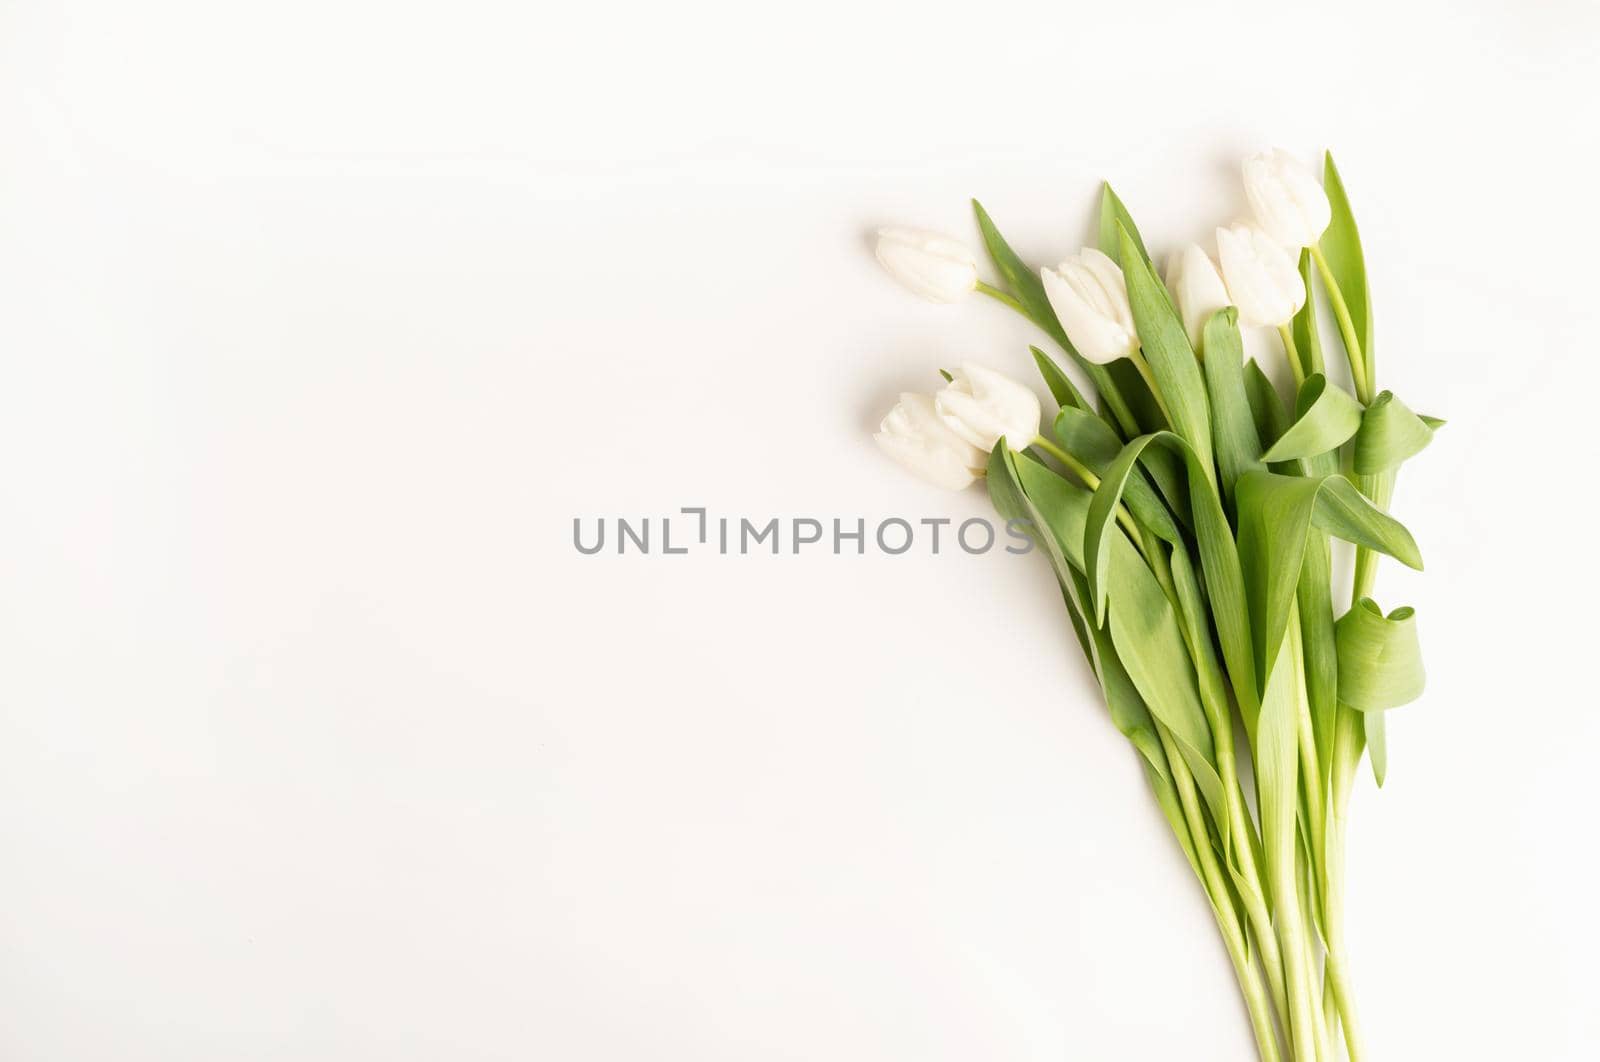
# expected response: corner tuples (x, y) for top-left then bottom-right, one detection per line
(934, 363), (1042, 452)
(1242, 148), (1332, 249)
(874, 227), (979, 303)
(1216, 224), (1307, 329)
(875, 392), (987, 491)
(1165, 244), (1231, 351)
(1040, 249), (1138, 364)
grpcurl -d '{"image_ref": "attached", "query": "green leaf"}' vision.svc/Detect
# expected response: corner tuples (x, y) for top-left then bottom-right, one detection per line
(1290, 434), (1344, 776)
(1298, 532), (1340, 773)
(1313, 475), (1422, 570)
(1143, 759), (1202, 876)
(1105, 358), (1169, 434)
(1052, 408), (1183, 545)
(1082, 431), (1259, 724)
(1254, 626), (1302, 954)
(1168, 543), (1243, 775)
(972, 199), (1054, 327)
(1057, 575), (1095, 663)
(1012, 455), (1227, 828)
(990, 447), (1170, 785)
(1030, 346), (1088, 411)
(1336, 598), (1426, 710)
(1261, 374), (1365, 463)
(1322, 153), (1374, 376)
(986, 444), (1072, 581)
(1293, 250), (1325, 377)
(1244, 360), (1291, 454)
(1366, 711), (1388, 787)
(1118, 225), (1215, 478)
(1294, 433), (1344, 780)
(1064, 567), (1168, 780)
(1353, 390), (1435, 475)
(1099, 183), (1153, 268)
(1235, 471), (1423, 688)
(1200, 308), (1265, 505)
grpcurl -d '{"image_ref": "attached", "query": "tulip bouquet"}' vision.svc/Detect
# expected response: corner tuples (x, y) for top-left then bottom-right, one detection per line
(872, 150), (1438, 1062)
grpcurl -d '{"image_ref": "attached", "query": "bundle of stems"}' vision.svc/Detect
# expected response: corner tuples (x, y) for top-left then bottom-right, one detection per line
(874, 152), (1437, 1061)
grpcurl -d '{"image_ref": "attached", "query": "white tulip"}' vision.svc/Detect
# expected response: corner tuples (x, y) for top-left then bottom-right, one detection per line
(934, 363), (1042, 452)
(1040, 249), (1138, 364)
(1216, 224), (1307, 329)
(875, 392), (986, 490)
(874, 227), (979, 303)
(1242, 148), (1332, 249)
(1165, 244), (1231, 351)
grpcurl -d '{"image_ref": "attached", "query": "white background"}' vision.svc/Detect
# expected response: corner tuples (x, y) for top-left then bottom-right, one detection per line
(2, 1), (1597, 1059)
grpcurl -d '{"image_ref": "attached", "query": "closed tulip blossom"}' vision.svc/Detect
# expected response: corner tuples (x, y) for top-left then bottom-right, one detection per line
(1165, 244), (1231, 352)
(934, 363), (1042, 452)
(1242, 148), (1332, 249)
(1216, 224), (1306, 329)
(874, 227), (979, 303)
(874, 392), (987, 490)
(1040, 249), (1139, 364)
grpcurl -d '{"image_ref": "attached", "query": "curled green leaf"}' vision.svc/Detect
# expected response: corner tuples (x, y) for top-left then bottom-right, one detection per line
(1336, 598), (1425, 711)
(1353, 390), (1435, 475)
(1261, 374), (1365, 463)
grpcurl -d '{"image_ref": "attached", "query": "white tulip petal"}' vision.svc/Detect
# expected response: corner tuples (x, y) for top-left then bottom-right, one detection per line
(874, 392), (985, 490)
(934, 363), (1042, 452)
(1217, 224), (1305, 329)
(874, 432), (978, 491)
(874, 227), (979, 303)
(1242, 149), (1332, 249)
(1168, 243), (1231, 351)
(1042, 251), (1138, 365)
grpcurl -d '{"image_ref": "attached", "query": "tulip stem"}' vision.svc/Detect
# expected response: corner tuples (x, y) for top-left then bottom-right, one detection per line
(1277, 325), (1305, 388)
(975, 280), (1026, 314)
(1126, 348), (1174, 429)
(1308, 244), (1372, 404)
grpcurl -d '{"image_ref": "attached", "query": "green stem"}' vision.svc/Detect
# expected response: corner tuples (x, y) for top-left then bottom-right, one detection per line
(1308, 245), (1371, 404)
(1305, 931), (1333, 1062)
(1262, 659), (1321, 1062)
(1321, 966), (1339, 1057)
(975, 279), (1026, 313)
(1156, 552), (1290, 1028)
(1157, 725), (1285, 1062)
(1288, 612), (1327, 893)
(1349, 471), (1395, 603)
(1127, 347), (1174, 428)
(1324, 440), (1388, 1062)
(1277, 325), (1306, 389)
(1324, 707), (1369, 1062)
